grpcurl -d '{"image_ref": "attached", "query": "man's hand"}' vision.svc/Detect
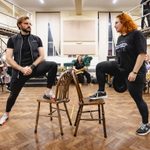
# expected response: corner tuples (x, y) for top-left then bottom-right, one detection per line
(20, 66), (32, 76)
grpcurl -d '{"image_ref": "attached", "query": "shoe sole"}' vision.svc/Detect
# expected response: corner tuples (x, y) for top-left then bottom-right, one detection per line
(43, 94), (55, 100)
(43, 95), (50, 99)
(136, 129), (150, 136)
(89, 95), (108, 100)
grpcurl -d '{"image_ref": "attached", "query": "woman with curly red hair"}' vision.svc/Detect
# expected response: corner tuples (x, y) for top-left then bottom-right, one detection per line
(90, 13), (150, 135)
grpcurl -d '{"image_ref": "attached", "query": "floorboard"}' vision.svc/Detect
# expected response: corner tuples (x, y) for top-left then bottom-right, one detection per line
(0, 84), (150, 150)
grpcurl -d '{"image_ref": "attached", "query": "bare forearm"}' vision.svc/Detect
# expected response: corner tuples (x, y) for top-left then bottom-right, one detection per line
(6, 57), (23, 71)
(132, 53), (146, 73)
(32, 56), (44, 66)
(128, 53), (146, 81)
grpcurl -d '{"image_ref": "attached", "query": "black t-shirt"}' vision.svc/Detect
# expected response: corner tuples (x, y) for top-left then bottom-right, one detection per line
(115, 30), (147, 74)
(7, 34), (43, 66)
(74, 60), (85, 70)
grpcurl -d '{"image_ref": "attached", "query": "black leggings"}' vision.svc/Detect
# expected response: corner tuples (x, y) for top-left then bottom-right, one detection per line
(6, 61), (57, 112)
(96, 61), (149, 124)
(77, 71), (91, 83)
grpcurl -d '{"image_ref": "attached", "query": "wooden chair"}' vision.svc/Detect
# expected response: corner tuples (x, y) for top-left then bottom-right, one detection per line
(34, 70), (73, 136)
(72, 70), (107, 138)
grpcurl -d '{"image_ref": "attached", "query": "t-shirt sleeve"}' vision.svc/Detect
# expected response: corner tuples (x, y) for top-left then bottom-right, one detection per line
(37, 37), (43, 47)
(134, 31), (147, 54)
(7, 37), (14, 49)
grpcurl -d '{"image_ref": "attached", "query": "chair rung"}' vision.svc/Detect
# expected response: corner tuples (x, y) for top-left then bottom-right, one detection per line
(49, 110), (57, 114)
(82, 110), (98, 113)
(80, 118), (102, 121)
(40, 114), (58, 118)
(51, 107), (68, 112)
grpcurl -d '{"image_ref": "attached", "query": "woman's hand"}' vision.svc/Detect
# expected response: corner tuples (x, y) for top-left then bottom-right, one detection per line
(128, 72), (137, 82)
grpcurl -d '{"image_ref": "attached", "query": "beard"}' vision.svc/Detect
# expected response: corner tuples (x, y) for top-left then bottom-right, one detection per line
(22, 27), (31, 33)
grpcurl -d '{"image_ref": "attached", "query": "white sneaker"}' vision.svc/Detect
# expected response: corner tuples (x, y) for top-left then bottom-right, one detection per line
(0, 113), (9, 126)
(43, 89), (55, 100)
(49, 90), (55, 98)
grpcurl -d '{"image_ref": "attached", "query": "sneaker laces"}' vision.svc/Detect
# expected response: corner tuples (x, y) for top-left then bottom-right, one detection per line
(139, 124), (147, 130)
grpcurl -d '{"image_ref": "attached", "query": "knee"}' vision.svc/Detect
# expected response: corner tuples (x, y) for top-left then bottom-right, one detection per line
(51, 62), (58, 70)
(96, 62), (103, 72)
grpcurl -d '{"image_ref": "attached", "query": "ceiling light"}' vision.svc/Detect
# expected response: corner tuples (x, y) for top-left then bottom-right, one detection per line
(113, 0), (117, 4)
(40, 0), (44, 4)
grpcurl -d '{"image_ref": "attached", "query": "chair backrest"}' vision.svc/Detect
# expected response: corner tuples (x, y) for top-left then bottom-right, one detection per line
(72, 70), (84, 103)
(55, 70), (73, 102)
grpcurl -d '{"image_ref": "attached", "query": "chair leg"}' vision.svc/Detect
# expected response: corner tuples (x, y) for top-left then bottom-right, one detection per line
(2, 84), (4, 92)
(98, 104), (101, 124)
(74, 107), (80, 126)
(56, 103), (63, 136)
(74, 105), (83, 136)
(101, 104), (107, 138)
(148, 81), (150, 93)
(34, 102), (41, 133)
(63, 102), (72, 125)
(0, 78), (3, 92)
(49, 103), (53, 121)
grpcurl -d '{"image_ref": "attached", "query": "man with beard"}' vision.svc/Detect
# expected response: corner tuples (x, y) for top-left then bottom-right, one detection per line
(0, 16), (57, 125)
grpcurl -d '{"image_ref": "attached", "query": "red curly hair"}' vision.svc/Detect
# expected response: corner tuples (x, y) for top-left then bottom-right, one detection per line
(116, 13), (138, 34)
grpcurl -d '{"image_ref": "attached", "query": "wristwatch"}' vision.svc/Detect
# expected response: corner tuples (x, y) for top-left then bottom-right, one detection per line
(132, 71), (138, 74)
(30, 64), (36, 70)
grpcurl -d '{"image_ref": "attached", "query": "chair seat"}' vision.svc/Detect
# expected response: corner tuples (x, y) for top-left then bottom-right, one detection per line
(37, 97), (70, 103)
(81, 97), (105, 105)
(37, 97), (55, 103)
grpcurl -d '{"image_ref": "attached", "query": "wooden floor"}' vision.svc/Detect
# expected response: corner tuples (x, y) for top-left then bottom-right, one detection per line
(0, 84), (150, 150)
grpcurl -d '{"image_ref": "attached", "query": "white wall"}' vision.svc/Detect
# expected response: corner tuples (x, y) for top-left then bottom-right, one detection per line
(61, 11), (98, 56)
(98, 13), (109, 62)
(36, 12), (60, 57)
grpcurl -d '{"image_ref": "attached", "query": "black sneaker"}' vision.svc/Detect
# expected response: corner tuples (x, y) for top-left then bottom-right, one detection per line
(136, 124), (150, 136)
(89, 91), (107, 100)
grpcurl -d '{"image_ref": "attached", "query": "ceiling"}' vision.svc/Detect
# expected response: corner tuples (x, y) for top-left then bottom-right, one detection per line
(7, 0), (141, 13)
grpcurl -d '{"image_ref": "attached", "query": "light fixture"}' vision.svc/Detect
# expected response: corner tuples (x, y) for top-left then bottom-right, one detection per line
(39, 0), (44, 4)
(113, 0), (117, 4)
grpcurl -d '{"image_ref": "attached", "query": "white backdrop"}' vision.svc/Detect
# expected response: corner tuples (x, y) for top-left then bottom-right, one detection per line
(36, 12), (60, 57)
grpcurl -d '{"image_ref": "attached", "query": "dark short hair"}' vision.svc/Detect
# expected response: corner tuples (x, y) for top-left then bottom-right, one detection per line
(17, 16), (29, 29)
